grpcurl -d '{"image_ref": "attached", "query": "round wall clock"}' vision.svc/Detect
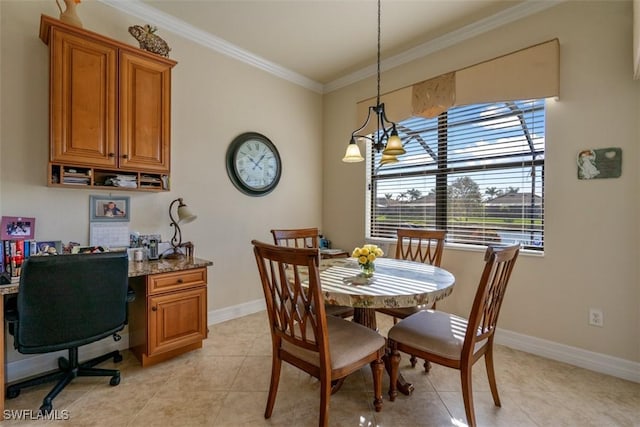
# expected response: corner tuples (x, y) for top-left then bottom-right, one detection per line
(226, 132), (282, 196)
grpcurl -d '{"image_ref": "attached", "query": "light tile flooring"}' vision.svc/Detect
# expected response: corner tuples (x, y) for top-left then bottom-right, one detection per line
(3, 311), (639, 426)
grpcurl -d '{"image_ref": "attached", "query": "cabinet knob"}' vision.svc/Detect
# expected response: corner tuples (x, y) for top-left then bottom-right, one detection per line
(121, 154), (128, 159)
(152, 306), (157, 311)
(177, 278), (183, 284)
(108, 153), (115, 157)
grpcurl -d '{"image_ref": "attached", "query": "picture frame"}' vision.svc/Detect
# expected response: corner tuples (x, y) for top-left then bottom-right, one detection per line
(35, 240), (63, 255)
(1, 216), (36, 240)
(89, 195), (130, 222)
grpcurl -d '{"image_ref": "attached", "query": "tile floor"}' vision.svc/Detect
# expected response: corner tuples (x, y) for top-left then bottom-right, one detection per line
(3, 311), (639, 426)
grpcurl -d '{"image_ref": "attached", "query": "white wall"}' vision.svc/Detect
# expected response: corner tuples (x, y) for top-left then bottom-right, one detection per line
(0, 1), (323, 363)
(1, 0), (638, 374)
(323, 1), (640, 364)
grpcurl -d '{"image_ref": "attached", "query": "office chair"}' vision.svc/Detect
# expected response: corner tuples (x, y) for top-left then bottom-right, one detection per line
(5, 252), (130, 414)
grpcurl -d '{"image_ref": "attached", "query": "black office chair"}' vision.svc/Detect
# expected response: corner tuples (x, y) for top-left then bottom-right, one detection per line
(5, 252), (130, 414)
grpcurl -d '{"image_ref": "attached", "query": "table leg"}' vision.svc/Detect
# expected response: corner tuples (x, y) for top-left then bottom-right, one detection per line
(354, 308), (414, 396)
(353, 307), (377, 330)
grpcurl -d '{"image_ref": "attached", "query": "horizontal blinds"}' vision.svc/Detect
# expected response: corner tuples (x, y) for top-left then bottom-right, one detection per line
(369, 99), (545, 250)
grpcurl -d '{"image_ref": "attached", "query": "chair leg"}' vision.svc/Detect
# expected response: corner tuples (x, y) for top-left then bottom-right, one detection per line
(370, 357), (384, 412)
(460, 365), (477, 427)
(7, 347), (121, 414)
(423, 359), (432, 372)
(264, 353), (282, 419)
(484, 346), (501, 407)
(388, 345), (401, 402)
(79, 350), (123, 368)
(319, 375), (331, 427)
(409, 354), (418, 367)
(40, 372), (75, 414)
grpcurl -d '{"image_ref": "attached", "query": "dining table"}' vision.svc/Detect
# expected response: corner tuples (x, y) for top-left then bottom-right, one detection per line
(313, 255), (456, 395)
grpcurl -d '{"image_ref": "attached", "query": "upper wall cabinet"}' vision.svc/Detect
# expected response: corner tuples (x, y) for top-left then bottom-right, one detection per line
(39, 15), (177, 191)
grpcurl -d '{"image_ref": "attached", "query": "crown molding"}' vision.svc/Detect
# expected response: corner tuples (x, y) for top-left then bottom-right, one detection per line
(99, 0), (564, 95)
(97, 0), (324, 93)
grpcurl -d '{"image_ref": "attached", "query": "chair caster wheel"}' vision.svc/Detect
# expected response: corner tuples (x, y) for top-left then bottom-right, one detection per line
(113, 353), (123, 363)
(110, 375), (120, 386)
(39, 403), (52, 415)
(6, 388), (20, 399)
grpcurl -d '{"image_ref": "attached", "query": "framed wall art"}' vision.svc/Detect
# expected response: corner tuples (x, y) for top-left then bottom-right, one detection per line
(1, 216), (36, 240)
(89, 195), (130, 222)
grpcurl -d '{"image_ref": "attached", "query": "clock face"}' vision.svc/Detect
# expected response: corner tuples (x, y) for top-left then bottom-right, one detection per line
(226, 132), (281, 196)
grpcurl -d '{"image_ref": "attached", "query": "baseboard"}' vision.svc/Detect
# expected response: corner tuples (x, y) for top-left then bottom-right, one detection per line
(6, 333), (130, 383)
(495, 328), (640, 383)
(10, 303), (636, 385)
(208, 298), (265, 325)
(207, 300), (640, 384)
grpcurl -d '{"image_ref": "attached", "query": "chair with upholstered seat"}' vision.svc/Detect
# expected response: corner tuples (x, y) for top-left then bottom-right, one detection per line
(387, 244), (520, 427)
(271, 228), (354, 319)
(252, 240), (386, 427)
(5, 252), (129, 414)
(376, 228), (446, 370)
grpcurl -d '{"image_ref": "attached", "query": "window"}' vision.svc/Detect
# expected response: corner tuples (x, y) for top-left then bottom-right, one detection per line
(367, 99), (545, 251)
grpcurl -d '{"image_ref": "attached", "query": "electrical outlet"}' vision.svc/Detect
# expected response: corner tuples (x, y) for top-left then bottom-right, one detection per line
(589, 308), (604, 327)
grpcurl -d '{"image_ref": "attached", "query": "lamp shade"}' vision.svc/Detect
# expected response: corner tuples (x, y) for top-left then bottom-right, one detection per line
(381, 133), (405, 156)
(380, 153), (399, 165)
(342, 142), (364, 163)
(177, 205), (197, 224)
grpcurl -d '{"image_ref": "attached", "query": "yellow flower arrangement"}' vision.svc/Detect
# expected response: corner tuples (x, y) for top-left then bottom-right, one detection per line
(352, 244), (383, 277)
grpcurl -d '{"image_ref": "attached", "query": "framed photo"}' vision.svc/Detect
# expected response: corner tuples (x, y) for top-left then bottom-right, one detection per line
(1, 216), (36, 240)
(35, 240), (63, 255)
(90, 195), (130, 222)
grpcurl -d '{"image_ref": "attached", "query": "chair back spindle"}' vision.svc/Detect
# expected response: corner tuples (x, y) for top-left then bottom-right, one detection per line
(463, 245), (520, 355)
(395, 228), (445, 266)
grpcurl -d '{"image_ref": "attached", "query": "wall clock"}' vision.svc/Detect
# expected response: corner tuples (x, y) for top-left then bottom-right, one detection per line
(226, 132), (282, 196)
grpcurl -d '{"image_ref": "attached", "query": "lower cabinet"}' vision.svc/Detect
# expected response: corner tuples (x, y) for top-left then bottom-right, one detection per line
(129, 267), (208, 367)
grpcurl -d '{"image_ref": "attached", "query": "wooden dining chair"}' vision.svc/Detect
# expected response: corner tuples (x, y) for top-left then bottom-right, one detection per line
(387, 244), (520, 427)
(271, 228), (354, 319)
(252, 240), (386, 427)
(376, 228), (446, 370)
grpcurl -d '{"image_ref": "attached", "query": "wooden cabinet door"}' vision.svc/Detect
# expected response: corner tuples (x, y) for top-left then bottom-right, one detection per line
(148, 287), (207, 356)
(50, 28), (117, 167)
(119, 51), (171, 172)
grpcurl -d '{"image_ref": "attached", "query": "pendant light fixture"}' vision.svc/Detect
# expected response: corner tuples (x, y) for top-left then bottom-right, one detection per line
(342, 0), (405, 165)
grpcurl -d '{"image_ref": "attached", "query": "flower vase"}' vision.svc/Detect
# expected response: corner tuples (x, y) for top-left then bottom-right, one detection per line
(56, 0), (83, 28)
(360, 262), (375, 278)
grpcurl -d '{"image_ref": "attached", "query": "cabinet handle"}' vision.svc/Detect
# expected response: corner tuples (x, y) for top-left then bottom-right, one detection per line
(108, 153), (115, 157)
(152, 306), (157, 311)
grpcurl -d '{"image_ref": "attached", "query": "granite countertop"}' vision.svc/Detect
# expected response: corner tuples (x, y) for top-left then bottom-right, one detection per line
(0, 257), (213, 295)
(127, 256), (213, 277)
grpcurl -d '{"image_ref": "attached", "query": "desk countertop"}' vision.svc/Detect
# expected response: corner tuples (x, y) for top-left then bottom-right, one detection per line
(0, 256), (213, 295)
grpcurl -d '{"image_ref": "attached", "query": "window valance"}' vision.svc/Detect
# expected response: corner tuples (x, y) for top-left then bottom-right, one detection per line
(357, 39), (559, 133)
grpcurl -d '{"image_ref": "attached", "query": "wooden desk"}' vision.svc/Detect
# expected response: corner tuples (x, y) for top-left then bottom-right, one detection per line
(0, 256), (213, 415)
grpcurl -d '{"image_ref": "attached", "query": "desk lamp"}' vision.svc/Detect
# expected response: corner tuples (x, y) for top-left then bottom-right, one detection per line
(163, 198), (197, 259)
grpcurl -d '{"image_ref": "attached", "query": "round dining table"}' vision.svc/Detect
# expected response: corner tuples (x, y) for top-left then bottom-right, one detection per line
(317, 256), (456, 330)
(313, 255), (456, 395)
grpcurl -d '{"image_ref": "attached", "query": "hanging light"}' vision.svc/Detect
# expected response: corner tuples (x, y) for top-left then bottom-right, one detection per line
(342, 0), (404, 165)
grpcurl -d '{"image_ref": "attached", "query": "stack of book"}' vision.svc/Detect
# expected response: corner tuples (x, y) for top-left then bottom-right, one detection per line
(1, 239), (36, 284)
(62, 168), (91, 186)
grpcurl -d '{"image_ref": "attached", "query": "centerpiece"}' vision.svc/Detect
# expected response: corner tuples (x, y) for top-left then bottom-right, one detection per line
(352, 244), (384, 278)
